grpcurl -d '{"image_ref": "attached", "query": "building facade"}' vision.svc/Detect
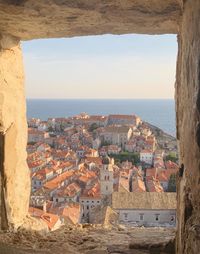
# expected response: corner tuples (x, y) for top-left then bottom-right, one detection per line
(140, 150), (153, 165)
(101, 126), (132, 148)
(112, 192), (176, 227)
(100, 156), (114, 196)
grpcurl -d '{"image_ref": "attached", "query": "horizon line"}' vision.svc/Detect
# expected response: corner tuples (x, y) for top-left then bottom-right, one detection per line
(27, 97), (174, 100)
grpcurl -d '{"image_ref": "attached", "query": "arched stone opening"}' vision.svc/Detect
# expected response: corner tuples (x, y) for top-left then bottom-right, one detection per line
(0, 0), (199, 253)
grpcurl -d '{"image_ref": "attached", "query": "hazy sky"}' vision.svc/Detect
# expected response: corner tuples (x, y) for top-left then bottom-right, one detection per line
(22, 34), (177, 99)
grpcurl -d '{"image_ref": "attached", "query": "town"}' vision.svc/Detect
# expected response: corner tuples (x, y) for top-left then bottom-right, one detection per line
(28, 113), (178, 231)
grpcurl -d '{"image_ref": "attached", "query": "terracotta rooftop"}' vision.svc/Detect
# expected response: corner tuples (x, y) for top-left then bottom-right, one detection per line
(56, 183), (81, 197)
(132, 178), (146, 192)
(146, 177), (164, 192)
(49, 203), (81, 225)
(140, 149), (153, 154)
(44, 170), (74, 190)
(81, 182), (101, 199)
(85, 156), (102, 165)
(29, 207), (60, 230)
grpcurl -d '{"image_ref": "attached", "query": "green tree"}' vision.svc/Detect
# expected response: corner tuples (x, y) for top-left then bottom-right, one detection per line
(110, 152), (140, 164)
(101, 140), (111, 147)
(89, 123), (99, 132)
(48, 126), (54, 132)
(167, 173), (176, 192)
(165, 152), (178, 163)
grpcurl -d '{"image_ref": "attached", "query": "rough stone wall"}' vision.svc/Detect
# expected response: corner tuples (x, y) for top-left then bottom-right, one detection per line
(0, 3), (199, 254)
(0, 0), (181, 39)
(0, 34), (30, 229)
(0, 0), (182, 234)
(0, 133), (3, 227)
(175, 0), (200, 253)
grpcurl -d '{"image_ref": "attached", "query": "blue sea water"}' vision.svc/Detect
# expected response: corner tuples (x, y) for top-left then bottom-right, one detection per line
(27, 99), (176, 137)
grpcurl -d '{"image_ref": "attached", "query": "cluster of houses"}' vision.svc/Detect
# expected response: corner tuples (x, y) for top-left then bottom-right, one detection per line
(28, 113), (178, 231)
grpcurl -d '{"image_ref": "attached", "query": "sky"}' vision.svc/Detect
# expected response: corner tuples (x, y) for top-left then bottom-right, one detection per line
(22, 34), (178, 99)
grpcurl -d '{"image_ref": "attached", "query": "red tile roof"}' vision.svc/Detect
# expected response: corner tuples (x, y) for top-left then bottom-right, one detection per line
(29, 207), (60, 230)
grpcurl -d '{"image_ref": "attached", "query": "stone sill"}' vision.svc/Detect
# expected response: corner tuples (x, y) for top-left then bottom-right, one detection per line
(0, 225), (175, 254)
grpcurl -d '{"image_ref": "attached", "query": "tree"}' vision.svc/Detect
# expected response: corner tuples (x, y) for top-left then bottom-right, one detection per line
(167, 174), (176, 192)
(110, 152), (140, 164)
(89, 123), (99, 132)
(48, 126), (54, 132)
(101, 140), (111, 147)
(60, 123), (66, 132)
(165, 152), (178, 163)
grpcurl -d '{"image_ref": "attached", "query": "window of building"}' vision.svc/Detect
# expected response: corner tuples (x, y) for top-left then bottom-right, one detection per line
(106, 186), (108, 191)
(139, 213), (144, 221)
(170, 215), (175, 223)
(124, 213), (128, 220)
(87, 205), (89, 210)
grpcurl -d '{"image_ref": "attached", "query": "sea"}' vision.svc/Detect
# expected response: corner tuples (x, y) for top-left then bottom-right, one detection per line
(27, 99), (176, 137)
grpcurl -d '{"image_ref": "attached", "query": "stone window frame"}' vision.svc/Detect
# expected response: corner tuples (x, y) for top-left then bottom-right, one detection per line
(0, 2), (199, 253)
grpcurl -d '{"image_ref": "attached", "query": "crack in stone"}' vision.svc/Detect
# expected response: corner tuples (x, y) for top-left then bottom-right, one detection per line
(0, 122), (14, 135)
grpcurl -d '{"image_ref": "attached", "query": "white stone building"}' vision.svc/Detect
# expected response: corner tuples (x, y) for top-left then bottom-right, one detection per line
(112, 192), (176, 227)
(107, 114), (140, 126)
(101, 126), (132, 148)
(28, 129), (49, 143)
(140, 149), (154, 165)
(38, 121), (48, 131)
(92, 138), (101, 149)
(79, 183), (102, 222)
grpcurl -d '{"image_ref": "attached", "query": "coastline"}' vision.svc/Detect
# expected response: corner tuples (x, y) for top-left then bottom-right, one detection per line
(26, 98), (175, 136)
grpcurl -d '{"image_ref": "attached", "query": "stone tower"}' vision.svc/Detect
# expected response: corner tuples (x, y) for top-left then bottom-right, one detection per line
(100, 156), (114, 196)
